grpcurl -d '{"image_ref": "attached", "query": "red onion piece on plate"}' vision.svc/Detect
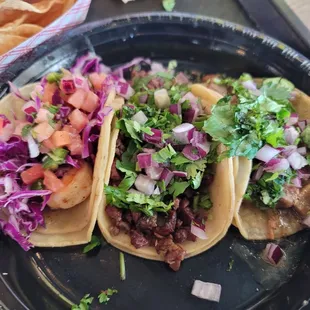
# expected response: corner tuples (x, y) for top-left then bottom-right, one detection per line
(143, 128), (162, 144)
(287, 152), (308, 170)
(284, 126), (299, 145)
(196, 141), (211, 158)
(298, 121), (306, 131)
(169, 103), (181, 115)
(191, 280), (221, 302)
(175, 72), (189, 85)
(191, 131), (207, 146)
(291, 177), (302, 188)
(281, 145), (297, 157)
(182, 145), (200, 160)
(262, 243), (285, 266)
(134, 174), (156, 195)
(286, 113), (299, 126)
(173, 171), (187, 178)
(255, 145), (280, 163)
(172, 123), (195, 144)
(137, 153), (152, 169)
(297, 147), (307, 155)
(160, 168), (174, 186)
(252, 165), (264, 181)
(264, 158), (290, 173)
(191, 222), (208, 240)
(145, 166), (164, 180)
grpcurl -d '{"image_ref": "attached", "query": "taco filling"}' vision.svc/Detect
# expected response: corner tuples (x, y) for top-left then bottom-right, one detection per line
(0, 53), (115, 249)
(203, 74), (310, 239)
(98, 61), (234, 271)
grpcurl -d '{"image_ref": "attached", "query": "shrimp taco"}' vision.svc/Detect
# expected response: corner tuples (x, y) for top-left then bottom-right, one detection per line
(203, 74), (310, 240)
(97, 61), (235, 271)
(0, 54), (117, 249)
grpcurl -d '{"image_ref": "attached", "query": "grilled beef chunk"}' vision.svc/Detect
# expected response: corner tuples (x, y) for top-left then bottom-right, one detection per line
(106, 205), (122, 223)
(118, 221), (131, 233)
(276, 185), (300, 209)
(115, 137), (126, 157)
(130, 230), (149, 248)
(147, 77), (164, 90)
(124, 211), (133, 224)
(110, 159), (122, 181)
(137, 214), (158, 231)
(178, 199), (195, 226)
(176, 219), (183, 228)
(165, 245), (186, 271)
(173, 198), (180, 210)
(109, 226), (120, 236)
(132, 211), (142, 223)
(174, 228), (188, 243)
(155, 211), (177, 236)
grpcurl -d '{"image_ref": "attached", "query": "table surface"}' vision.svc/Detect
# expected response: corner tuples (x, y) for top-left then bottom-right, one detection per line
(0, 0), (250, 309)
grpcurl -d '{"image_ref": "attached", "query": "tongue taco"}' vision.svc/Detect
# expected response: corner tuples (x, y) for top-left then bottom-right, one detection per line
(97, 62), (235, 271)
(0, 54), (115, 249)
(203, 74), (310, 240)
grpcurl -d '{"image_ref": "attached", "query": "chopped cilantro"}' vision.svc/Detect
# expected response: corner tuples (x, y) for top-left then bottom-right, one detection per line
(71, 294), (93, 310)
(116, 160), (137, 191)
(152, 144), (176, 163)
(168, 60), (177, 71)
(83, 235), (101, 254)
(30, 179), (44, 190)
(42, 148), (68, 170)
(21, 124), (33, 138)
(47, 105), (59, 115)
(46, 72), (64, 84)
(171, 154), (192, 166)
(162, 0), (176, 12)
(168, 181), (190, 198)
(227, 258), (234, 272)
(98, 288), (118, 304)
(120, 252), (126, 281)
(193, 193), (212, 211)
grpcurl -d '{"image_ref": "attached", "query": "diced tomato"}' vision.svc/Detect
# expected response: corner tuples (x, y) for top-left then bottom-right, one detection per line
(68, 109), (88, 132)
(51, 131), (71, 147)
(13, 121), (30, 136)
(32, 122), (55, 142)
(89, 72), (106, 91)
(67, 89), (87, 109)
(21, 164), (44, 185)
(42, 138), (56, 151)
(42, 83), (58, 104)
(35, 108), (54, 123)
(43, 170), (64, 192)
(80, 91), (99, 113)
(63, 125), (83, 155)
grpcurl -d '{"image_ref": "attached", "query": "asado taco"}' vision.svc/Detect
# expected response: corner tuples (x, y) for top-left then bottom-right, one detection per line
(97, 60), (235, 271)
(203, 74), (310, 240)
(0, 53), (117, 249)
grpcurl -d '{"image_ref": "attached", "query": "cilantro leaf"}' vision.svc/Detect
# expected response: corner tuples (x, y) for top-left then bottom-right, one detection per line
(168, 60), (177, 71)
(168, 181), (190, 198)
(98, 288), (118, 304)
(83, 235), (101, 254)
(42, 148), (68, 170)
(162, 0), (176, 12)
(71, 294), (93, 310)
(21, 124), (33, 138)
(46, 72), (64, 84)
(152, 144), (176, 163)
(118, 119), (153, 142)
(171, 154), (192, 166)
(193, 193), (212, 211)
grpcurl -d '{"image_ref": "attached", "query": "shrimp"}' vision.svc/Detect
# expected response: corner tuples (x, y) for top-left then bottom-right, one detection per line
(47, 161), (93, 210)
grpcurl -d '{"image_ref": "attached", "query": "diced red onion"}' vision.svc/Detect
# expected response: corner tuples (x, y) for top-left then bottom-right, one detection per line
(286, 113), (299, 126)
(280, 145), (297, 157)
(8, 82), (28, 101)
(66, 155), (80, 168)
(132, 111), (148, 125)
(287, 152), (308, 170)
(255, 145), (280, 163)
(169, 103), (181, 115)
(196, 141), (211, 158)
(172, 123), (195, 144)
(179, 92), (201, 122)
(145, 167), (164, 180)
(182, 145), (200, 161)
(191, 280), (221, 303)
(264, 158), (290, 172)
(297, 147), (307, 155)
(242, 80), (261, 96)
(81, 119), (96, 158)
(173, 171), (187, 178)
(137, 153), (152, 169)
(175, 72), (189, 85)
(139, 94), (148, 103)
(154, 89), (171, 109)
(298, 169), (310, 180)
(115, 81), (135, 99)
(190, 131), (207, 147)
(134, 174), (156, 195)
(22, 101), (38, 115)
(284, 127), (299, 145)
(113, 58), (150, 79)
(153, 187), (161, 195)
(253, 165), (264, 181)
(298, 121), (306, 131)
(160, 168), (174, 186)
(291, 177), (302, 188)
(26, 135), (39, 158)
(60, 79), (76, 94)
(142, 148), (155, 154)
(143, 128), (162, 144)
(191, 220), (207, 240)
(302, 215), (310, 227)
(263, 243), (285, 266)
